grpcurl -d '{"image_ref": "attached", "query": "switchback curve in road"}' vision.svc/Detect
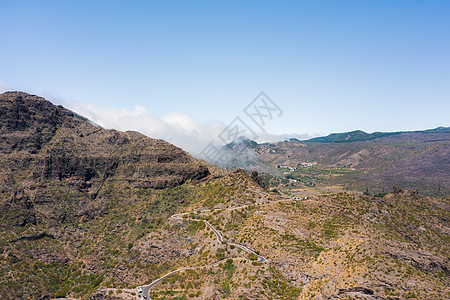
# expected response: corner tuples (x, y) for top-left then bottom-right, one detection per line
(141, 211), (267, 299)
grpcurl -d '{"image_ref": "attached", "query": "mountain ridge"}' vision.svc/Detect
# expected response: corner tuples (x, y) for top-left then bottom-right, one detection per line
(289, 127), (450, 144)
(0, 91), (211, 190)
(1, 92), (449, 300)
(219, 126), (450, 196)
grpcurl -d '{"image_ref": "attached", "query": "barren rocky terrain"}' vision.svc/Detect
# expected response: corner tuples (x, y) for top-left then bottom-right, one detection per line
(0, 92), (448, 299)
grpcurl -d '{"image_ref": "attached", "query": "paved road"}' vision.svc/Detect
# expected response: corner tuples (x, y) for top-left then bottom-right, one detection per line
(141, 267), (189, 298)
(204, 221), (266, 262)
(204, 221), (223, 242)
(228, 242), (267, 263)
(141, 256), (249, 299)
(140, 203), (274, 299)
(171, 206), (244, 221)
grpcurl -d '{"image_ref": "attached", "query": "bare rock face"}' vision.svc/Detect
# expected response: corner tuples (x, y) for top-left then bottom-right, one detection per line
(249, 170), (266, 189)
(0, 91), (210, 228)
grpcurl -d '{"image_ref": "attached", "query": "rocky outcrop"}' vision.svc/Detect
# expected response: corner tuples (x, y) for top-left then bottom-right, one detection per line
(250, 170), (266, 189)
(9, 232), (55, 243)
(0, 91), (210, 228)
(337, 286), (374, 296)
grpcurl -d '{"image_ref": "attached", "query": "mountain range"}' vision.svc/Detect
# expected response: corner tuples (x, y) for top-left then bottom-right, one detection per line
(0, 92), (448, 300)
(224, 127), (449, 197)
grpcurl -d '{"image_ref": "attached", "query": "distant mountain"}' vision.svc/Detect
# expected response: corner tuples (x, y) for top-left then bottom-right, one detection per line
(305, 127), (450, 143)
(225, 127), (450, 195)
(306, 130), (399, 143)
(425, 126), (450, 132)
(225, 136), (258, 149)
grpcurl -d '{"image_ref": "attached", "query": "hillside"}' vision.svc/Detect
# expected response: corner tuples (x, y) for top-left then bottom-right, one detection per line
(142, 188), (449, 299)
(240, 129), (450, 196)
(0, 92), (449, 300)
(306, 127), (450, 144)
(0, 92), (212, 298)
(305, 130), (398, 143)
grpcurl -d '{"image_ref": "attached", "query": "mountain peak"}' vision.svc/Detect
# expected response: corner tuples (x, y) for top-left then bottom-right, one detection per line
(0, 91), (210, 189)
(306, 129), (396, 143)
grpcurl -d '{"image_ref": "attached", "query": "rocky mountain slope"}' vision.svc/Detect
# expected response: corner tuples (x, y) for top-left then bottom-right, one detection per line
(141, 188), (449, 299)
(0, 91), (211, 225)
(227, 128), (450, 196)
(0, 92), (448, 300)
(0, 92), (211, 298)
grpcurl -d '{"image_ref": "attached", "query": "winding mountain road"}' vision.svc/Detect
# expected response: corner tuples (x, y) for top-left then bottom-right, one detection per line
(204, 221), (266, 263)
(204, 220), (223, 242)
(140, 207), (268, 299)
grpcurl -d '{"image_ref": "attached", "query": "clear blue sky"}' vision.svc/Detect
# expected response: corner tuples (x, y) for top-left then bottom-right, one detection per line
(1, 0), (449, 138)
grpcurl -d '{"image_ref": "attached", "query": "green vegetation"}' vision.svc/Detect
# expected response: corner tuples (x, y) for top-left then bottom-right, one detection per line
(307, 130), (398, 143)
(261, 267), (302, 299)
(220, 259), (235, 295)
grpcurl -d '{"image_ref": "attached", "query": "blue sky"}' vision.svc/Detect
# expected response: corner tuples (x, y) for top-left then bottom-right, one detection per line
(1, 1), (449, 152)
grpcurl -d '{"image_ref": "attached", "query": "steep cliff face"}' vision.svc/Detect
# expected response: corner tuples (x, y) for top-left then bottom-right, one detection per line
(0, 91), (210, 228)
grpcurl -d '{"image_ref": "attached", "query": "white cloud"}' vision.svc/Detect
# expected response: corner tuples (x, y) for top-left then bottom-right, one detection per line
(256, 132), (312, 143)
(67, 101), (227, 154)
(66, 101), (312, 157)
